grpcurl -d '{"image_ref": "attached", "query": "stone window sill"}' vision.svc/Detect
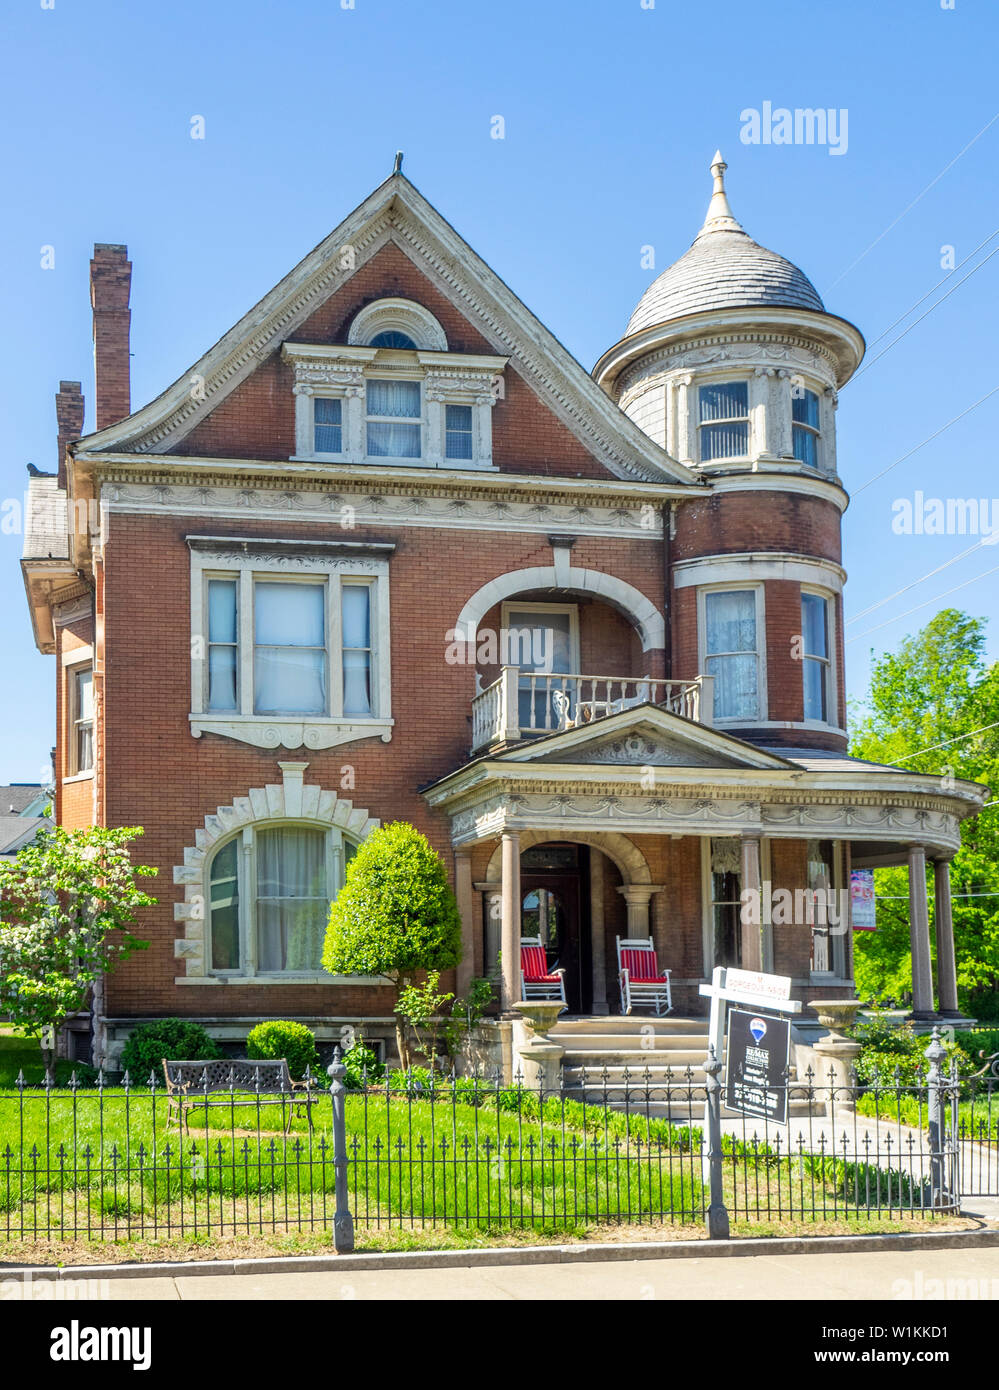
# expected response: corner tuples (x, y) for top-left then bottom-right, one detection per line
(189, 714), (394, 751)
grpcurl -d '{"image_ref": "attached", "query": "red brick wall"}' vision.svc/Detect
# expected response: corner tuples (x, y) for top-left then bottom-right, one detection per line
(99, 511), (665, 1020)
(176, 243), (613, 479)
(672, 490), (842, 565)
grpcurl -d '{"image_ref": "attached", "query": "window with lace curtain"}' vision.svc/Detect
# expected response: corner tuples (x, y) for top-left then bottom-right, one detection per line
(700, 587), (764, 722)
(208, 824), (358, 975)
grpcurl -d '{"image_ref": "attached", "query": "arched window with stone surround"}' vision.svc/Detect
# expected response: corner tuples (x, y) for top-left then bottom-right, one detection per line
(207, 822), (358, 975)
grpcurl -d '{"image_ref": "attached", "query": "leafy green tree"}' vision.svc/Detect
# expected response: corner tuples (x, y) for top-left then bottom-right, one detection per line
(851, 610), (999, 1016)
(0, 826), (156, 1075)
(323, 822), (462, 1066)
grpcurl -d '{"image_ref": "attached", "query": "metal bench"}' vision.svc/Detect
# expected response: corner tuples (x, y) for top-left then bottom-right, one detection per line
(162, 1058), (320, 1133)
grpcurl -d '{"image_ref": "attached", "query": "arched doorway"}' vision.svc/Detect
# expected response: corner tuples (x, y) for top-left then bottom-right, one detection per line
(519, 842), (590, 1013)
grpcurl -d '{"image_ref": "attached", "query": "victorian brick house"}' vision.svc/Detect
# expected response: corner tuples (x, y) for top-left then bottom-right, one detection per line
(21, 155), (987, 1065)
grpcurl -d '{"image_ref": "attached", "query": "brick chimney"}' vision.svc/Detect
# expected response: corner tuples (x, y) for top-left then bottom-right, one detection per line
(55, 380), (84, 490)
(89, 243), (132, 431)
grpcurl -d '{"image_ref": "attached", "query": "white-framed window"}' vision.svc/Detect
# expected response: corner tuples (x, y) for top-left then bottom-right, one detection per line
(792, 387), (820, 467)
(807, 839), (847, 979)
(284, 337), (507, 472)
(445, 404), (474, 461)
(189, 537), (393, 750)
(69, 665), (95, 775)
(801, 590), (833, 723)
(698, 380), (750, 462)
(699, 586), (765, 722)
(365, 378), (422, 459)
(500, 600), (580, 732)
(207, 821), (358, 976)
(313, 396), (343, 454)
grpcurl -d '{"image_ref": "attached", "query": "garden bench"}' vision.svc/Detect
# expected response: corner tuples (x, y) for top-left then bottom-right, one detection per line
(162, 1058), (320, 1134)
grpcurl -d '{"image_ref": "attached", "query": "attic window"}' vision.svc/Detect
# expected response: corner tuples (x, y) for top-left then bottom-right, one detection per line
(369, 330), (418, 350)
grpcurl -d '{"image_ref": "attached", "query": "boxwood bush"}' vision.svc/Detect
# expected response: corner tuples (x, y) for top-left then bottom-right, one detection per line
(119, 1018), (223, 1078)
(246, 1020), (319, 1080)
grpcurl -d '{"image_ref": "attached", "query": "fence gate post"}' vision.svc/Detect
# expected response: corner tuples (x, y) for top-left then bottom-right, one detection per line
(924, 1027), (949, 1210)
(703, 1046), (730, 1239)
(328, 1048), (355, 1253)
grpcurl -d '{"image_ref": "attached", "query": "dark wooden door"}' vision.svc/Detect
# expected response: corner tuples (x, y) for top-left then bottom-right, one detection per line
(520, 865), (589, 1013)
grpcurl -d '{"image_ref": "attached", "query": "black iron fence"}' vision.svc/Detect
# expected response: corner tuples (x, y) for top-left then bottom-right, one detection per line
(953, 1050), (999, 1197)
(0, 1038), (967, 1248)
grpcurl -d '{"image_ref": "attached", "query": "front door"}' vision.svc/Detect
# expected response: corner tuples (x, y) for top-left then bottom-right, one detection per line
(520, 843), (590, 1013)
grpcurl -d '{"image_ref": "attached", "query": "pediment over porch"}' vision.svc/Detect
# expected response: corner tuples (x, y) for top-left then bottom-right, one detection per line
(491, 703), (795, 772)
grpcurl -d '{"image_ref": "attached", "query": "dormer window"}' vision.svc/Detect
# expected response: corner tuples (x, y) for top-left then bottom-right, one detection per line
(366, 379), (421, 458)
(698, 381), (749, 461)
(792, 388), (820, 467)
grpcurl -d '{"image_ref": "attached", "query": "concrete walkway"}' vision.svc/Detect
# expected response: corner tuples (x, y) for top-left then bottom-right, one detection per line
(84, 1244), (999, 1300)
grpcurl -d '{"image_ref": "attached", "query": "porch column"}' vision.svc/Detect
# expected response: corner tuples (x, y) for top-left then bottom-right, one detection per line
(589, 850), (608, 1015)
(616, 884), (661, 936)
(500, 831), (521, 1015)
(933, 856), (960, 1017)
(908, 844), (935, 1018)
(454, 850), (475, 1000)
(740, 835), (764, 971)
(475, 881), (502, 986)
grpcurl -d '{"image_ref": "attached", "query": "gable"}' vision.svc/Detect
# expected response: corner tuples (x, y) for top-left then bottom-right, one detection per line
(495, 703), (795, 771)
(72, 174), (698, 487)
(174, 243), (615, 479)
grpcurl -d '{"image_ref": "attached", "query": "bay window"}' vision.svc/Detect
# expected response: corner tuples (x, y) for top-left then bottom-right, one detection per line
(702, 587), (763, 722)
(801, 591), (833, 723)
(792, 388), (820, 467)
(698, 381), (749, 461)
(69, 666), (95, 775)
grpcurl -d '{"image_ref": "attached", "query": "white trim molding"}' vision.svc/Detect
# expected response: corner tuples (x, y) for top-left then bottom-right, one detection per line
(172, 761), (380, 983)
(188, 534), (394, 750)
(347, 297), (448, 350)
(674, 552), (846, 592)
(455, 564), (666, 653)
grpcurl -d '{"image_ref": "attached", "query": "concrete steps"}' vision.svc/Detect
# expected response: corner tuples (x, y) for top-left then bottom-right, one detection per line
(549, 1014), (825, 1121)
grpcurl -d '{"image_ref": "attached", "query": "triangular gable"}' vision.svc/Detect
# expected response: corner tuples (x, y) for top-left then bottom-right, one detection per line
(72, 173), (697, 486)
(493, 703), (797, 771)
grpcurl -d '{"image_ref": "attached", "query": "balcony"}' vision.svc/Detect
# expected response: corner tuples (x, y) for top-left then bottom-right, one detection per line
(470, 667), (715, 753)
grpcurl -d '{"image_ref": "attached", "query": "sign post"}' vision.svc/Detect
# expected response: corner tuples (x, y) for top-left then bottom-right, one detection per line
(698, 967), (802, 1171)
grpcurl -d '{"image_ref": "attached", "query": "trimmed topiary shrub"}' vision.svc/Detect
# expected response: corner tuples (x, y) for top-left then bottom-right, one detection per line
(246, 1020), (319, 1080)
(119, 1018), (222, 1078)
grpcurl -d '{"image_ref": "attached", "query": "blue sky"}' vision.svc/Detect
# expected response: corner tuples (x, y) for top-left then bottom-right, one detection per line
(1, 0), (997, 782)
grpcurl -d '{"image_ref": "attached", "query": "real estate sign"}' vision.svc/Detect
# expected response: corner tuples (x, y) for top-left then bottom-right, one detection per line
(724, 1008), (791, 1126)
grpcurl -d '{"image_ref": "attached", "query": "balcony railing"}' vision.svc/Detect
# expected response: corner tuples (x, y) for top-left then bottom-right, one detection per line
(470, 668), (715, 752)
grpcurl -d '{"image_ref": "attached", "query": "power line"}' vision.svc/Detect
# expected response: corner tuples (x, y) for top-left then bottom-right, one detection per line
(865, 229), (999, 349)
(829, 111), (999, 287)
(851, 242), (999, 381)
(846, 539), (986, 625)
(846, 561), (999, 643)
(891, 719), (999, 762)
(851, 384), (999, 495)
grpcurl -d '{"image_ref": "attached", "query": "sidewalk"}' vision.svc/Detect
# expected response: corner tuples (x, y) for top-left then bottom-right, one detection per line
(75, 1243), (999, 1300)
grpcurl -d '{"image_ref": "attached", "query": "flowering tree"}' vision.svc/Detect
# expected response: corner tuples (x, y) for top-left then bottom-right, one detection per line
(0, 826), (156, 1076)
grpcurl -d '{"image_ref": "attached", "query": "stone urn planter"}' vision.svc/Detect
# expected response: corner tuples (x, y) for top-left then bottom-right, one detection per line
(513, 1001), (566, 1038)
(807, 999), (864, 1033)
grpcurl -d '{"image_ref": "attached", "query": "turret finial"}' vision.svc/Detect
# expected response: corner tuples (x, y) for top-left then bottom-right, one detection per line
(697, 150), (744, 238)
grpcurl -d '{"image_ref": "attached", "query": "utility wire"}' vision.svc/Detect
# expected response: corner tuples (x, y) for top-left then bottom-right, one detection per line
(851, 384), (999, 495)
(846, 540), (986, 625)
(829, 111), (999, 287)
(847, 562), (999, 643)
(865, 229), (999, 349)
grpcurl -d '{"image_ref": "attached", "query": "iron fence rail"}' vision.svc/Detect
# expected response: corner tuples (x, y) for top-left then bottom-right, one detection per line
(0, 1053), (968, 1246)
